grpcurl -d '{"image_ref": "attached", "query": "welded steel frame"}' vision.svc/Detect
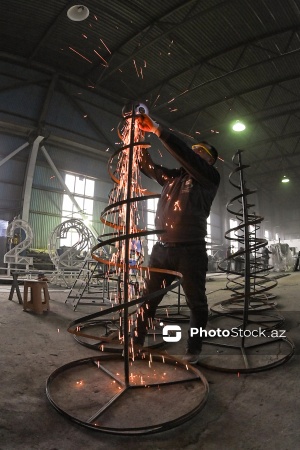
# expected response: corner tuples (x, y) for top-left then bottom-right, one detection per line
(66, 260), (119, 311)
(201, 150), (294, 372)
(155, 284), (190, 323)
(46, 353), (209, 435)
(47, 103), (210, 434)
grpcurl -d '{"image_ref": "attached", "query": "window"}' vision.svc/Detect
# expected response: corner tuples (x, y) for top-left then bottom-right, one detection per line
(265, 230), (269, 240)
(61, 173), (95, 246)
(207, 215), (212, 256)
(0, 220), (8, 237)
(229, 218), (238, 253)
(146, 198), (159, 254)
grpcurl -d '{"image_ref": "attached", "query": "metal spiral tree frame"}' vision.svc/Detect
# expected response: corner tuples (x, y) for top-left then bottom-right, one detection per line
(198, 150), (294, 373)
(46, 103), (209, 434)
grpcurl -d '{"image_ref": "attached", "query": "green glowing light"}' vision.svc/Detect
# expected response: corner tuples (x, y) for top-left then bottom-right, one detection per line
(232, 120), (246, 132)
(281, 176), (289, 183)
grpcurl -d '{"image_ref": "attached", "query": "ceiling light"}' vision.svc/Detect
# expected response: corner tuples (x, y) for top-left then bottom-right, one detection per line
(232, 120), (246, 132)
(67, 5), (89, 22)
(281, 175), (289, 183)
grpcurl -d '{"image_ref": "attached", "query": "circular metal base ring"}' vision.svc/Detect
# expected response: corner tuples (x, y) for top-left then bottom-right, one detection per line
(208, 310), (285, 331)
(211, 298), (276, 314)
(155, 304), (190, 323)
(46, 353), (209, 435)
(73, 319), (165, 351)
(198, 336), (294, 373)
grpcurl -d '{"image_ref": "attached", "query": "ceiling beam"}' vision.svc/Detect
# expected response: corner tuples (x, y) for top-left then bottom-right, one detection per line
(169, 70), (300, 129)
(0, 51), (125, 107)
(58, 81), (115, 149)
(94, 0), (232, 85)
(29, 1), (74, 60)
(139, 26), (300, 104)
(38, 74), (58, 129)
(166, 49), (300, 120)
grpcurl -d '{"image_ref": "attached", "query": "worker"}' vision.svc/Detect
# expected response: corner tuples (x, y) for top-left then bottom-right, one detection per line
(226, 245), (233, 271)
(261, 246), (272, 270)
(235, 246), (245, 273)
(12, 233), (20, 248)
(133, 113), (220, 364)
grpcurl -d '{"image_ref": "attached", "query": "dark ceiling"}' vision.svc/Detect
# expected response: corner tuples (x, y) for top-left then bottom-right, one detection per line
(1, 0), (300, 205)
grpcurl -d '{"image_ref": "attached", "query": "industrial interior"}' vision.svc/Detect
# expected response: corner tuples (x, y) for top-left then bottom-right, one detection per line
(0, 1), (300, 449)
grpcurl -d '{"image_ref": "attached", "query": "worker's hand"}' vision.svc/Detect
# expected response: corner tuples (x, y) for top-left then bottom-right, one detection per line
(136, 114), (160, 135)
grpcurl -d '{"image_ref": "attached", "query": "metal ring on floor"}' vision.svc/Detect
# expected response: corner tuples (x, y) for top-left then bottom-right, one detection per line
(198, 335), (295, 373)
(46, 353), (209, 435)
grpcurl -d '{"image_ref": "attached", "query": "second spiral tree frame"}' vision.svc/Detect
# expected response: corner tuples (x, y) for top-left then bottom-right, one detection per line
(199, 150), (294, 373)
(46, 103), (209, 434)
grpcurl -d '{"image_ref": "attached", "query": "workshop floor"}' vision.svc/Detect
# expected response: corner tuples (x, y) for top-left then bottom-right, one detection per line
(0, 271), (299, 450)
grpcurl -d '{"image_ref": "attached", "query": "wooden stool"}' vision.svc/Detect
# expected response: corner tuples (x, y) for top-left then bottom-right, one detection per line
(23, 280), (50, 314)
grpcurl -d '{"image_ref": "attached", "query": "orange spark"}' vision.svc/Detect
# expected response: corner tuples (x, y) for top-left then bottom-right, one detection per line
(174, 200), (181, 211)
(69, 47), (92, 64)
(100, 38), (111, 54)
(153, 93), (160, 107)
(93, 49), (108, 65)
(133, 59), (139, 77)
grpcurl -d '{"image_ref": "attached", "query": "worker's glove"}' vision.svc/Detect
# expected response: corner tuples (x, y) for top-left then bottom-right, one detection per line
(137, 114), (160, 136)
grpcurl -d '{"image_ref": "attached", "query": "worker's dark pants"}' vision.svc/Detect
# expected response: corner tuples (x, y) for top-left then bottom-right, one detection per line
(135, 242), (208, 353)
(262, 258), (269, 270)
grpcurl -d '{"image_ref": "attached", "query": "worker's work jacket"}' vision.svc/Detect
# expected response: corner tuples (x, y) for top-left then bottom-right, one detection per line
(139, 129), (220, 243)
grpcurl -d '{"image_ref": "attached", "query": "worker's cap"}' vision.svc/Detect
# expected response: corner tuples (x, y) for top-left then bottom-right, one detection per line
(192, 141), (219, 164)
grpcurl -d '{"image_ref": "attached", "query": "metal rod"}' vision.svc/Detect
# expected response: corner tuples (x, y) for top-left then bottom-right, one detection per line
(22, 135), (44, 221)
(240, 346), (250, 369)
(87, 388), (127, 423)
(0, 142), (29, 167)
(177, 284), (181, 315)
(237, 151), (251, 346)
(123, 107), (136, 386)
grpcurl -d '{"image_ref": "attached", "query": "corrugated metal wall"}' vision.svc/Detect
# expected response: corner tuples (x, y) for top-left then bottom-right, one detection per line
(0, 133), (29, 220)
(28, 163), (113, 249)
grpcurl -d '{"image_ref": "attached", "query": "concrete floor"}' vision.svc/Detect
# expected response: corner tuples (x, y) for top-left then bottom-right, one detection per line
(0, 271), (299, 450)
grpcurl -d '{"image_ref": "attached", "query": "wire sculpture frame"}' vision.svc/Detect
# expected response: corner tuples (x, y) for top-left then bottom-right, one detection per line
(48, 218), (96, 270)
(201, 150), (294, 372)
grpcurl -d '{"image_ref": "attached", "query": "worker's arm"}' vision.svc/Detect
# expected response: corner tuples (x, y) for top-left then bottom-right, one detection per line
(137, 114), (220, 187)
(139, 146), (179, 186)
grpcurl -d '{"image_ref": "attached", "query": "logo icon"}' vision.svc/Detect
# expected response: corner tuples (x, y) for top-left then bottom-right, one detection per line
(162, 324), (182, 342)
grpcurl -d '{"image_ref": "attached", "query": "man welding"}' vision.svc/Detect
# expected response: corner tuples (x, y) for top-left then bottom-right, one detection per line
(134, 113), (220, 364)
